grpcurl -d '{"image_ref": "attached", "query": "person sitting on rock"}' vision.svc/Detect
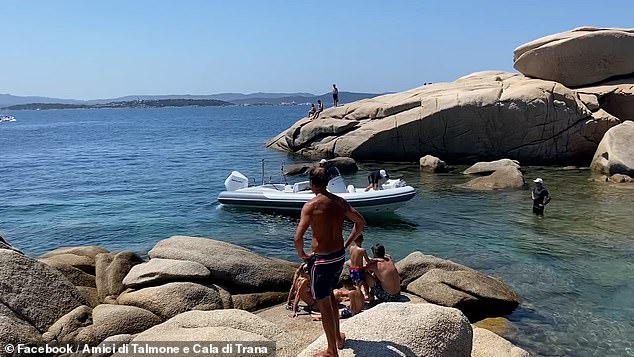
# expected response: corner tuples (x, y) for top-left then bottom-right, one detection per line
(364, 243), (401, 303)
(311, 280), (364, 320)
(311, 99), (324, 119)
(287, 263), (318, 317)
(308, 103), (316, 118)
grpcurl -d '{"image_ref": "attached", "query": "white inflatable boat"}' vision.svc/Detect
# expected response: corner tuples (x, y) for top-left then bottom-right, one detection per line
(217, 169), (416, 214)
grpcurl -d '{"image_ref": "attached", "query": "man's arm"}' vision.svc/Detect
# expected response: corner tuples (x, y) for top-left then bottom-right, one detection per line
(343, 205), (366, 249)
(362, 249), (373, 265)
(544, 191), (551, 205)
(294, 203), (313, 260)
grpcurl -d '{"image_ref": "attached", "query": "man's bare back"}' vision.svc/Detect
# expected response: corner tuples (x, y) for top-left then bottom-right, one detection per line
(368, 257), (400, 295)
(349, 244), (367, 268)
(306, 192), (348, 254)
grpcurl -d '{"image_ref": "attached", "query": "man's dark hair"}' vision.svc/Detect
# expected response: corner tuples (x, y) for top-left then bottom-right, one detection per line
(309, 167), (328, 188)
(355, 234), (364, 243)
(372, 243), (385, 258)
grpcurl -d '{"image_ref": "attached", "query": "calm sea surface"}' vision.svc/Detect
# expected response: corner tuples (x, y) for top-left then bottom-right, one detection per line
(1, 107), (632, 356)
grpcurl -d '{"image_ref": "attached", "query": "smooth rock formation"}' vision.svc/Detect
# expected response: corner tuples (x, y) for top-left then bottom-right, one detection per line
(95, 252), (143, 302)
(42, 305), (92, 343)
(268, 72), (613, 164)
(39, 253), (96, 274)
(298, 303), (472, 357)
(122, 258), (210, 288)
(0, 249), (87, 332)
(472, 327), (531, 357)
(420, 155), (449, 173)
(464, 159), (520, 175)
(149, 236), (296, 293)
(407, 269), (521, 320)
(396, 251), (473, 288)
(40, 262), (96, 288)
(514, 27), (634, 87)
(463, 166), (525, 190)
(116, 282), (232, 320)
(590, 121), (634, 176)
(75, 304), (162, 344)
(76, 287), (100, 308)
(124, 310), (300, 357)
(231, 292), (288, 312)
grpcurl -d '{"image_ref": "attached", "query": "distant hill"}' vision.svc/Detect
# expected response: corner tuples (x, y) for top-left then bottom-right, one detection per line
(0, 91), (383, 108)
(231, 92), (383, 105)
(3, 99), (233, 110)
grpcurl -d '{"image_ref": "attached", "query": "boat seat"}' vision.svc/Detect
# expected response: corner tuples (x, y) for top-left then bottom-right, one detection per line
(347, 185), (356, 193)
(293, 181), (311, 193)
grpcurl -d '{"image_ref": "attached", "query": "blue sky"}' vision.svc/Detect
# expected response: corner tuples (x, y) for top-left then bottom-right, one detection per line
(1, 0), (632, 99)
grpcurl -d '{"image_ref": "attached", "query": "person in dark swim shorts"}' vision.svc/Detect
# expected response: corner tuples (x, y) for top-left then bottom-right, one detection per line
(307, 249), (346, 301)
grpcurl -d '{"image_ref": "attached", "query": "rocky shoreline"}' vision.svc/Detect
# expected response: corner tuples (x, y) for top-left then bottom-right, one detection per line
(0, 235), (531, 356)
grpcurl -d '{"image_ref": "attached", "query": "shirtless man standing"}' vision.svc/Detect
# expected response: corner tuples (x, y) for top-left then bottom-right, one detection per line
(295, 167), (366, 357)
(364, 244), (401, 303)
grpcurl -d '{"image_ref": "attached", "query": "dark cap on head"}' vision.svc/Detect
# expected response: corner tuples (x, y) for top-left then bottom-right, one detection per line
(371, 243), (385, 258)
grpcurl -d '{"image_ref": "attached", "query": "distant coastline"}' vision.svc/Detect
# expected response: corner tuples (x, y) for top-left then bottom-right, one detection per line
(2, 99), (233, 111)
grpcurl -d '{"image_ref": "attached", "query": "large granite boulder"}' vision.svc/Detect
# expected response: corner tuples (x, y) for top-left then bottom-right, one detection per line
(122, 258), (210, 288)
(462, 166), (525, 190)
(472, 327), (531, 357)
(420, 155), (449, 173)
(0, 302), (42, 348)
(514, 27), (634, 87)
(74, 304), (162, 345)
(298, 303), (472, 357)
(39, 253), (97, 275)
(464, 159), (520, 175)
(149, 236), (296, 293)
(396, 251), (473, 288)
(116, 282), (232, 320)
(407, 269), (521, 320)
(122, 310), (300, 357)
(268, 72), (614, 164)
(42, 305), (92, 343)
(95, 252), (143, 303)
(590, 121), (634, 176)
(0, 249), (87, 332)
(41, 246), (110, 260)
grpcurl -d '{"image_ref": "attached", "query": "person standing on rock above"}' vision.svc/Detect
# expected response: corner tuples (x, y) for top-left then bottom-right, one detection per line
(531, 178), (551, 216)
(365, 169), (389, 191)
(332, 84), (339, 107)
(295, 167), (366, 356)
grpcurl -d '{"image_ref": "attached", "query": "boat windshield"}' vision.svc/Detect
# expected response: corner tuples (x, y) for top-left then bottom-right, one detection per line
(326, 166), (341, 180)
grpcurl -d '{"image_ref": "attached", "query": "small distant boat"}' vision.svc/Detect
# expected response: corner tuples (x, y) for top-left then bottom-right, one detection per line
(0, 115), (16, 122)
(218, 167), (416, 214)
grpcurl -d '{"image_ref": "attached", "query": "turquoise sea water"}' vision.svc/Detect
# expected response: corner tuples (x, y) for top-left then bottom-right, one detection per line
(1, 107), (632, 356)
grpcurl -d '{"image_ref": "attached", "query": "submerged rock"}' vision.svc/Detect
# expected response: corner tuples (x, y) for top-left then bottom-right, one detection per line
(268, 72), (613, 164)
(514, 27), (634, 87)
(464, 159), (520, 175)
(420, 154), (449, 173)
(462, 166), (525, 190)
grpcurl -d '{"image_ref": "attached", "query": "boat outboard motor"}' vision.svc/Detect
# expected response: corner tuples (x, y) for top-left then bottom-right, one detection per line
(224, 171), (249, 191)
